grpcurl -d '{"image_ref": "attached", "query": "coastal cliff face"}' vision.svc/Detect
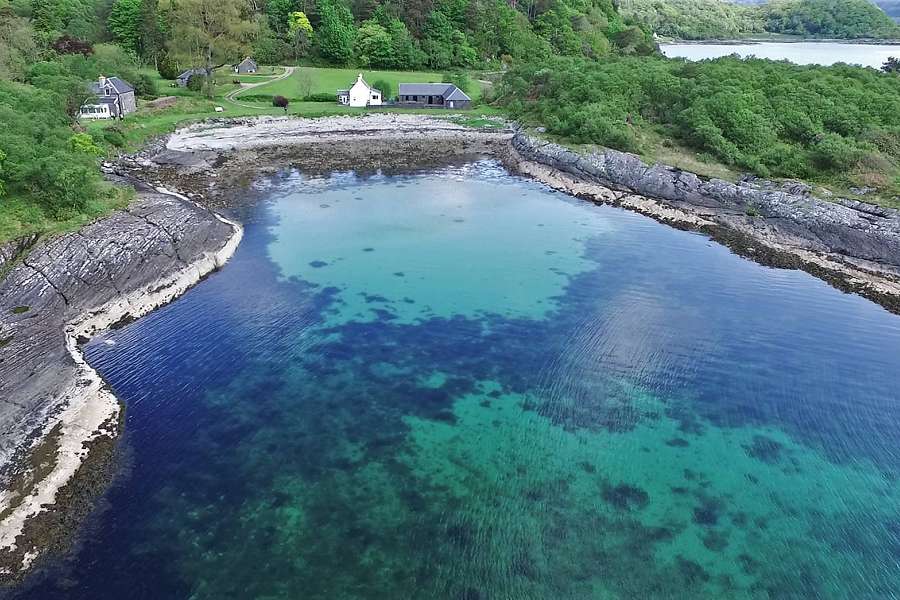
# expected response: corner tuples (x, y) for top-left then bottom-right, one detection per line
(0, 191), (240, 580)
(507, 132), (900, 308)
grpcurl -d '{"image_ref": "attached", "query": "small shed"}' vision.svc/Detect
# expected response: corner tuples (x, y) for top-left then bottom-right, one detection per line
(176, 68), (210, 87)
(234, 57), (258, 74)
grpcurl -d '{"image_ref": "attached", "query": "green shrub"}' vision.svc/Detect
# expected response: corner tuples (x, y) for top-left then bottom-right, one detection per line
(132, 74), (157, 98)
(103, 127), (126, 148)
(157, 54), (181, 80)
(186, 74), (206, 93)
(304, 92), (336, 102)
(371, 79), (392, 100)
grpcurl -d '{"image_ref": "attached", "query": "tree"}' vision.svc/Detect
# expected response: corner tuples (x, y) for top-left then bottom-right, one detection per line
(354, 19), (392, 67)
(108, 0), (141, 55)
(315, 0), (355, 64)
(883, 56), (900, 74)
(52, 34), (93, 55)
(137, 0), (165, 65)
(287, 10), (313, 58)
(266, 0), (296, 35)
(0, 7), (39, 79)
(371, 77), (391, 100)
(296, 68), (314, 97)
(160, 0), (256, 96)
(157, 52), (181, 78)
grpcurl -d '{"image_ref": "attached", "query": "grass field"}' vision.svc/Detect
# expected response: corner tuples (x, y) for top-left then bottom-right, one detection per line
(85, 65), (496, 154)
(258, 66), (482, 101)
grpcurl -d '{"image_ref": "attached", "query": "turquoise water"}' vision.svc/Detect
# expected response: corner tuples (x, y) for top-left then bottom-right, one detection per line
(12, 160), (900, 599)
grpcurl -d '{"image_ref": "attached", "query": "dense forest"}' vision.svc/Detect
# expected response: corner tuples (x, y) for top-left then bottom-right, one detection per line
(620, 0), (900, 39)
(499, 55), (900, 194)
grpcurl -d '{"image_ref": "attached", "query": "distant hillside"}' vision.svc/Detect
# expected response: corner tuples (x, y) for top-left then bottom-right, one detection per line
(621, 0), (900, 39)
(732, 0), (900, 21)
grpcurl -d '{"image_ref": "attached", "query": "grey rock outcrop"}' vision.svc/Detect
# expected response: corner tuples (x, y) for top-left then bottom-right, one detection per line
(511, 133), (900, 274)
(0, 192), (235, 467)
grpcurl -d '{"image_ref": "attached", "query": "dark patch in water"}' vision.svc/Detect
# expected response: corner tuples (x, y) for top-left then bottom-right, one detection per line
(744, 435), (783, 464)
(361, 292), (390, 303)
(309, 260), (328, 268)
(579, 461), (597, 474)
(602, 482), (649, 511)
(666, 438), (690, 447)
(692, 496), (723, 526)
(393, 272), (405, 277)
(362, 247), (375, 252)
(677, 556), (710, 584)
(702, 530), (729, 551)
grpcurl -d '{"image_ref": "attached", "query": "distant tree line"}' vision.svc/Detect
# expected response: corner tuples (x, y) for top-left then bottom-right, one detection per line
(620, 0), (900, 40)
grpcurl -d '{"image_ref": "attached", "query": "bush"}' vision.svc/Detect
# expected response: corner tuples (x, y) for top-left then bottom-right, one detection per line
(273, 95), (289, 112)
(103, 127), (126, 148)
(303, 92), (335, 102)
(132, 74), (156, 98)
(186, 74), (206, 93)
(371, 79), (392, 100)
(158, 54), (181, 80)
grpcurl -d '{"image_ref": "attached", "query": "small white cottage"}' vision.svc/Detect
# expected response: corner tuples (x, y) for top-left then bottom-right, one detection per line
(337, 74), (382, 108)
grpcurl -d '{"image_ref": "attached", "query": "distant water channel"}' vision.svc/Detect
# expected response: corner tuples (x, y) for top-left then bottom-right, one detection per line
(11, 160), (900, 598)
(661, 41), (899, 68)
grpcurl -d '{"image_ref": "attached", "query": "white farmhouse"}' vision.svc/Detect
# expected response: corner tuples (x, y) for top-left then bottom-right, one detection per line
(337, 74), (382, 108)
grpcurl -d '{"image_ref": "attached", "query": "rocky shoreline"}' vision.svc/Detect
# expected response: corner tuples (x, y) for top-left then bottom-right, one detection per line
(2, 113), (900, 584)
(0, 190), (241, 582)
(503, 132), (900, 313)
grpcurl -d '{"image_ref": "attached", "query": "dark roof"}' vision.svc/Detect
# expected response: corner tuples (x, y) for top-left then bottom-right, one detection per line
(398, 83), (455, 96)
(177, 68), (209, 80)
(444, 87), (471, 102)
(89, 76), (134, 95)
(237, 57), (257, 67)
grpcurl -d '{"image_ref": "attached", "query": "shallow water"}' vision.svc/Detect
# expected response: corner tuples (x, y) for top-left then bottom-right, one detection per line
(661, 41), (899, 68)
(11, 160), (900, 599)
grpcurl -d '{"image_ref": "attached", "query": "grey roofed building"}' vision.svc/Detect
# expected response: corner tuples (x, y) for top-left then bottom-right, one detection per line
(397, 83), (471, 109)
(176, 68), (211, 87)
(234, 57), (258, 74)
(79, 75), (136, 119)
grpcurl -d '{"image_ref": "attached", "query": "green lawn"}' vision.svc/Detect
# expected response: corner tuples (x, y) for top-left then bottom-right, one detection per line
(262, 66), (483, 101)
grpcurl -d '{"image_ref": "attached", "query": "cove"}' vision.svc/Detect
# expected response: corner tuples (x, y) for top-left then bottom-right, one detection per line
(10, 159), (900, 599)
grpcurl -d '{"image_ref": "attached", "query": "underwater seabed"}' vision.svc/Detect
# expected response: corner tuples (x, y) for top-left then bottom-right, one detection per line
(12, 160), (900, 599)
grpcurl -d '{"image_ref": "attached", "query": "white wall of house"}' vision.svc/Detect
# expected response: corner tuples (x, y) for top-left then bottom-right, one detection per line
(348, 74), (381, 107)
(79, 104), (112, 119)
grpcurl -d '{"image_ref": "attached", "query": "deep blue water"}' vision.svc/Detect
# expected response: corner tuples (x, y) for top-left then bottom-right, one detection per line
(9, 160), (900, 599)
